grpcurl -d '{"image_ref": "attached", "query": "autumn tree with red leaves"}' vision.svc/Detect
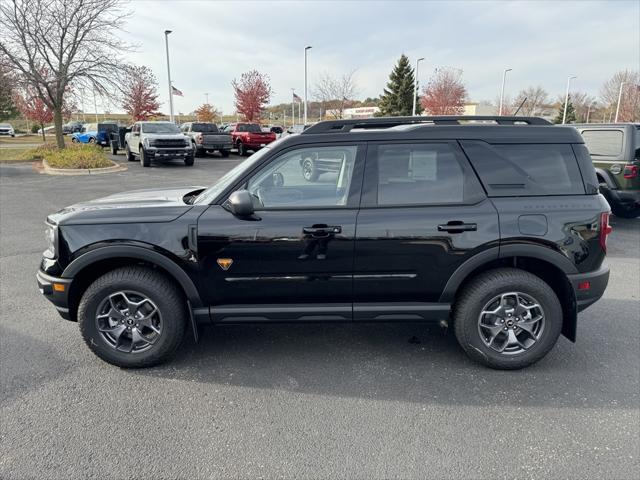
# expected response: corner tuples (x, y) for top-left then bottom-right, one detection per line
(121, 66), (161, 121)
(420, 68), (467, 115)
(232, 70), (273, 122)
(16, 89), (53, 140)
(194, 103), (221, 123)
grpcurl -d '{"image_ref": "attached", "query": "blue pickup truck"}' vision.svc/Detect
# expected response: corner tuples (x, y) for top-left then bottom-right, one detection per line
(71, 122), (118, 147)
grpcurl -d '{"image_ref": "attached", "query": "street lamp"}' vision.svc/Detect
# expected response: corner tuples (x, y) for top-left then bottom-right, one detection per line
(614, 82), (626, 123)
(562, 75), (577, 124)
(164, 30), (175, 123)
(304, 46), (312, 125)
(498, 68), (512, 116)
(412, 57), (425, 116)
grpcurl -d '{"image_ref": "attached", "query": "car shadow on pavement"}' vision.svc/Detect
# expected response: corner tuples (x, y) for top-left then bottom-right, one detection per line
(132, 297), (639, 409)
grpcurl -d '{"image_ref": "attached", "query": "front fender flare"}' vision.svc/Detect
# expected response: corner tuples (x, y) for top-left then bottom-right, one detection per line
(62, 245), (203, 307)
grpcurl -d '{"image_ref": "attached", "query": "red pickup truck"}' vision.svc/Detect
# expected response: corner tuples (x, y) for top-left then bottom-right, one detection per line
(222, 123), (276, 156)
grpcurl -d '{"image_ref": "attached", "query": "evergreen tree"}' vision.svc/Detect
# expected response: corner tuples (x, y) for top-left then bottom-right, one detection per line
(378, 54), (421, 116)
(0, 65), (19, 121)
(554, 97), (576, 124)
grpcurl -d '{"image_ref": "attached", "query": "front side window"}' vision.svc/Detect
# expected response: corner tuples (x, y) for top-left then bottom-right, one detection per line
(373, 143), (482, 205)
(247, 146), (358, 208)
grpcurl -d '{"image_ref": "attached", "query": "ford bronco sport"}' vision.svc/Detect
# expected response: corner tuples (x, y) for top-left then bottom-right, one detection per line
(37, 116), (611, 370)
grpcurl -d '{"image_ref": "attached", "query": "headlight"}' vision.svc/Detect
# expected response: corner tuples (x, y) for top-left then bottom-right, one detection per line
(143, 138), (150, 148)
(44, 223), (58, 259)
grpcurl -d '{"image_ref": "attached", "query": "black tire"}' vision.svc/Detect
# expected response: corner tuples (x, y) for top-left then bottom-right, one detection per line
(184, 155), (194, 166)
(193, 143), (204, 157)
(237, 141), (246, 156)
(125, 144), (135, 162)
(140, 148), (150, 167)
(611, 203), (640, 219)
(302, 156), (319, 182)
(88, 137), (95, 144)
(71, 137), (79, 143)
(78, 266), (187, 368)
(220, 149), (230, 158)
(111, 144), (118, 155)
(453, 268), (562, 370)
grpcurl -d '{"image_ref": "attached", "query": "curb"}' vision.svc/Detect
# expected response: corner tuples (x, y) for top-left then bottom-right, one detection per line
(41, 159), (127, 175)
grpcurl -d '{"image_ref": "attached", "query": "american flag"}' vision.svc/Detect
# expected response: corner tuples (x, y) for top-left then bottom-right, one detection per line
(172, 85), (184, 97)
(292, 92), (302, 103)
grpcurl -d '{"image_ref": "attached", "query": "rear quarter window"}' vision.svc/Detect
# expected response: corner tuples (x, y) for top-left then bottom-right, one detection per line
(461, 141), (585, 196)
(579, 129), (624, 157)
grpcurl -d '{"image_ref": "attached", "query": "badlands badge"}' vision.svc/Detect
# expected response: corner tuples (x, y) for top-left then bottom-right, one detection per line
(217, 258), (233, 271)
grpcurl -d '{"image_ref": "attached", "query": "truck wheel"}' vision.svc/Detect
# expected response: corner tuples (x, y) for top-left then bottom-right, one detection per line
(220, 150), (230, 158)
(453, 268), (562, 370)
(140, 148), (150, 167)
(184, 155), (194, 166)
(302, 157), (319, 182)
(110, 142), (118, 155)
(237, 141), (246, 156)
(125, 144), (135, 162)
(193, 143), (204, 157)
(611, 203), (640, 219)
(78, 266), (187, 368)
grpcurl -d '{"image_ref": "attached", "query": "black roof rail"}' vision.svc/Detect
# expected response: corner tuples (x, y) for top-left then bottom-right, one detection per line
(301, 116), (552, 134)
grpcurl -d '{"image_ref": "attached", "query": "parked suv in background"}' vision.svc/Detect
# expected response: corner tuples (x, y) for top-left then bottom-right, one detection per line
(37, 116), (610, 370)
(71, 122), (118, 147)
(0, 123), (15, 137)
(571, 123), (639, 218)
(124, 121), (194, 167)
(223, 122), (276, 156)
(181, 122), (232, 157)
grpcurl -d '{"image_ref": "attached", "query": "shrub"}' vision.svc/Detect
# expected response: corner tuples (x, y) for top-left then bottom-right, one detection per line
(31, 124), (40, 133)
(25, 144), (113, 169)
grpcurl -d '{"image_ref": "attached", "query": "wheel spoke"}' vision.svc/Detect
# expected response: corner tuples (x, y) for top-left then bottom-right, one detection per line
(505, 329), (528, 351)
(480, 323), (504, 344)
(99, 324), (126, 344)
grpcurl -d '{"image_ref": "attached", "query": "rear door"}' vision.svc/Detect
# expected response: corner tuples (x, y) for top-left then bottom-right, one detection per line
(353, 141), (499, 320)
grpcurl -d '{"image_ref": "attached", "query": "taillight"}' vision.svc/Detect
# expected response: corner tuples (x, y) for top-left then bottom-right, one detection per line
(196, 133), (203, 144)
(599, 212), (613, 253)
(623, 165), (638, 179)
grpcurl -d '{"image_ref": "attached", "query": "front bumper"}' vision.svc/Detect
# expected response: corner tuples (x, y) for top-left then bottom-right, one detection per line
(567, 264), (610, 313)
(37, 270), (73, 320)
(146, 147), (193, 159)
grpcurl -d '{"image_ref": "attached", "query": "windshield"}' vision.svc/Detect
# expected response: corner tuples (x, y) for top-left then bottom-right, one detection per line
(0, 124), (11, 128)
(141, 123), (180, 134)
(192, 123), (218, 133)
(193, 147), (273, 205)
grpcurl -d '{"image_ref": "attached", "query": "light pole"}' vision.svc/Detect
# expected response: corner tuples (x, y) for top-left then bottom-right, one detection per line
(412, 57), (425, 116)
(614, 82), (626, 123)
(499, 68), (512, 115)
(304, 46), (312, 125)
(291, 88), (296, 127)
(562, 75), (577, 124)
(93, 90), (98, 122)
(164, 30), (175, 123)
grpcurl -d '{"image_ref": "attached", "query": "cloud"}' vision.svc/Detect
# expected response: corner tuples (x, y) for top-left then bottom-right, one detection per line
(109, 0), (638, 114)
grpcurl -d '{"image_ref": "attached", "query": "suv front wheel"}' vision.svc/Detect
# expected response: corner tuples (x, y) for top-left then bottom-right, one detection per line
(78, 266), (187, 368)
(453, 268), (562, 370)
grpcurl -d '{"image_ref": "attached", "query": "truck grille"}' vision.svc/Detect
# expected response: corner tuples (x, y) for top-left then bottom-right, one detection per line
(154, 139), (186, 148)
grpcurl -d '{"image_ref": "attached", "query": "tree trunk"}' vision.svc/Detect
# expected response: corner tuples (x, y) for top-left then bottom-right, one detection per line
(41, 123), (45, 142)
(53, 106), (65, 149)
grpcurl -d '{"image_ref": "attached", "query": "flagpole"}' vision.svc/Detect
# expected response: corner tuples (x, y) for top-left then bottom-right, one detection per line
(291, 88), (295, 128)
(164, 30), (175, 123)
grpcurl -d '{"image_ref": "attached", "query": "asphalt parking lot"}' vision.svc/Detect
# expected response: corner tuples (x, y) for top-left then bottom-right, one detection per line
(1, 154), (639, 479)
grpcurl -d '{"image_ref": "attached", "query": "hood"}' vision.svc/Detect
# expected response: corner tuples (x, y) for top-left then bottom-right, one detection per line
(48, 186), (204, 225)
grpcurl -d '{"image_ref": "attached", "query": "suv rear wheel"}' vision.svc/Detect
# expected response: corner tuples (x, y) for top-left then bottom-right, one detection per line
(78, 266), (187, 368)
(302, 156), (319, 182)
(453, 268), (562, 370)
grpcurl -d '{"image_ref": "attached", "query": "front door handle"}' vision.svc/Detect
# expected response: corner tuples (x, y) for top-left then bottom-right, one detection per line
(303, 225), (342, 236)
(438, 221), (477, 233)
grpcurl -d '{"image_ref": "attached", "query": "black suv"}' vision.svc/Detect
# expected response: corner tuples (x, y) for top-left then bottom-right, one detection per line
(37, 116), (611, 370)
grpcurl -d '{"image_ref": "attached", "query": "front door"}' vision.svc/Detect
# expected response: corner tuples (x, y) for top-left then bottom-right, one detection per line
(197, 143), (365, 322)
(353, 141), (499, 320)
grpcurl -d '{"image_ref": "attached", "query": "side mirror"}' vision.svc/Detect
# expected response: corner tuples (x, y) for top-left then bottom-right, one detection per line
(227, 190), (255, 217)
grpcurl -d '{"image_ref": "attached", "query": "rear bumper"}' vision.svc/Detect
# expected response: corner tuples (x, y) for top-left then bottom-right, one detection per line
(196, 143), (232, 151)
(567, 264), (610, 313)
(36, 270), (73, 320)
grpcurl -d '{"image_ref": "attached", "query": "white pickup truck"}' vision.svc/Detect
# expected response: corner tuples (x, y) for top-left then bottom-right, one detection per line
(124, 121), (194, 167)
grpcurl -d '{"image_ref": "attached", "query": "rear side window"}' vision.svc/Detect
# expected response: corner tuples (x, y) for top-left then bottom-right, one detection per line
(461, 141), (585, 196)
(580, 129), (624, 156)
(372, 143), (484, 206)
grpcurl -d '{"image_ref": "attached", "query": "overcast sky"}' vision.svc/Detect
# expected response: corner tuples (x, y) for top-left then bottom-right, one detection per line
(114, 0), (639, 115)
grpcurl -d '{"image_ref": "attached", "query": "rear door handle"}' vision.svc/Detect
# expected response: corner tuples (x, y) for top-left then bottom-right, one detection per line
(303, 225), (342, 235)
(438, 222), (477, 233)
